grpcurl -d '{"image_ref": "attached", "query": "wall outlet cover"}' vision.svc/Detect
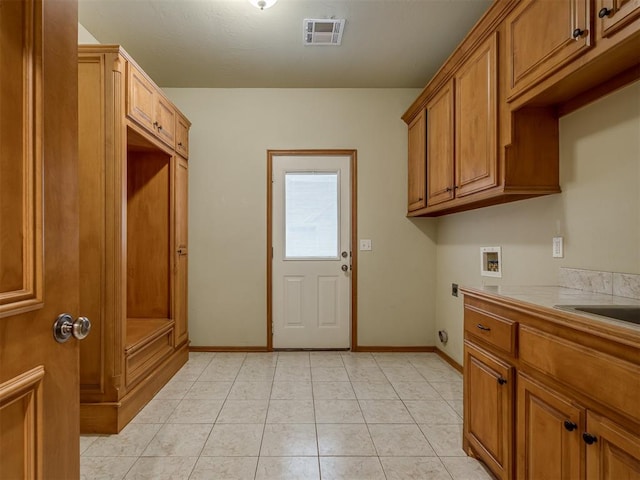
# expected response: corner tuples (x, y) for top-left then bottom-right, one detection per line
(553, 236), (564, 258)
(359, 239), (372, 251)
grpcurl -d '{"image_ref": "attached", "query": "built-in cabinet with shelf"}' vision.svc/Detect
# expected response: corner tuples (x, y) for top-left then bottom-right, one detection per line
(78, 45), (190, 433)
(461, 287), (640, 480)
(403, 0), (640, 217)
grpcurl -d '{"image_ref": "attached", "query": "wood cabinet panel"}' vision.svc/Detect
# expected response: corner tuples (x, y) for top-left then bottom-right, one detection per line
(176, 113), (190, 158)
(597, 0), (640, 38)
(173, 157), (188, 347)
(426, 81), (455, 207)
(464, 304), (517, 356)
(585, 411), (640, 480)
(519, 324), (640, 423)
(464, 341), (513, 480)
(155, 95), (175, 146)
(506, 0), (591, 100)
(407, 110), (427, 211)
(517, 373), (584, 480)
(127, 65), (155, 132)
(455, 33), (498, 197)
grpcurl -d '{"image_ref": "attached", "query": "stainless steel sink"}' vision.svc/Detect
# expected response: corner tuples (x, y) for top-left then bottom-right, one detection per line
(554, 305), (640, 325)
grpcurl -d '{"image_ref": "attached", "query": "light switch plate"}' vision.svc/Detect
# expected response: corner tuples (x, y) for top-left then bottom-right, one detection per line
(359, 239), (372, 251)
(553, 236), (564, 258)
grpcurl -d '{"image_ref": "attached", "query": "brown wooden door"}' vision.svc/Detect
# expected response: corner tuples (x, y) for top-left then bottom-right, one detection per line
(426, 80), (455, 207)
(173, 156), (189, 347)
(464, 341), (513, 480)
(0, 0), (80, 478)
(455, 33), (498, 198)
(517, 373), (584, 480)
(407, 110), (427, 212)
(585, 411), (640, 480)
(506, 0), (591, 100)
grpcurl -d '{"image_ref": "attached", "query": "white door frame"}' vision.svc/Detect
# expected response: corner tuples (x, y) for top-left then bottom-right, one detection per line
(267, 150), (357, 350)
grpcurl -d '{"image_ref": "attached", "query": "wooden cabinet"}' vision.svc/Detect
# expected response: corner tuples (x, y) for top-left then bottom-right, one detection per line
(78, 45), (190, 433)
(461, 288), (640, 480)
(176, 112), (191, 158)
(506, 0), (591, 101)
(127, 63), (176, 148)
(455, 34), (498, 197)
(403, 0), (639, 217)
(426, 80), (454, 207)
(407, 109), (427, 212)
(585, 411), (640, 480)
(596, 0), (640, 39)
(464, 342), (514, 480)
(517, 373), (583, 480)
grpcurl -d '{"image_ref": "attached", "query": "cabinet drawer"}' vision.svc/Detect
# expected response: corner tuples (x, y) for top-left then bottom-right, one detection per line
(125, 327), (174, 389)
(520, 325), (640, 423)
(464, 305), (517, 355)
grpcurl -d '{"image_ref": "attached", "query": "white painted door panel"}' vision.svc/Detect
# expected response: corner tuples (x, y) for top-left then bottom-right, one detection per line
(272, 155), (351, 348)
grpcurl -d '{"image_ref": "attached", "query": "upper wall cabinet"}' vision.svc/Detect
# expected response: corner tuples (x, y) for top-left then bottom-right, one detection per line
(407, 110), (427, 212)
(127, 63), (176, 148)
(403, 0), (640, 217)
(176, 112), (191, 159)
(506, 0), (591, 101)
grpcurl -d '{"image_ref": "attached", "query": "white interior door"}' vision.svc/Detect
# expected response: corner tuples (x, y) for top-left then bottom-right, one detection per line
(272, 155), (351, 349)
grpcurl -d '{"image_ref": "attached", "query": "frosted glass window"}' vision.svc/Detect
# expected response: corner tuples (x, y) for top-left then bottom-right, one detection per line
(285, 172), (339, 259)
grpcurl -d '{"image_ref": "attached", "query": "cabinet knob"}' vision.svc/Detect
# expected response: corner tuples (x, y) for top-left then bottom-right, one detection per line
(445, 187), (452, 192)
(153, 121), (159, 128)
(178, 142), (183, 147)
(158, 125), (163, 131)
(497, 377), (507, 385)
(582, 432), (597, 445)
(598, 7), (612, 18)
(572, 28), (585, 40)
(563, 420), (577, 432)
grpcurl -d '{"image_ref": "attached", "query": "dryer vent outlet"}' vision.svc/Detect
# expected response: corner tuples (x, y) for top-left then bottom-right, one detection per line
(438, 330), (448, 345)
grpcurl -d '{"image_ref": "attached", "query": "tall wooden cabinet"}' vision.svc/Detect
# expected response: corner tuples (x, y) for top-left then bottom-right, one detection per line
(78, 45), (190, 433)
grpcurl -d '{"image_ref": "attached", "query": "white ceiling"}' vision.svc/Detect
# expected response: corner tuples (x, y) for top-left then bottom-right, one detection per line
(79, 0), (492, 88)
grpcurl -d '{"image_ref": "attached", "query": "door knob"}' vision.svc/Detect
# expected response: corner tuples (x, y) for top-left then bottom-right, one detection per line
(341, 264), (349, 272)
(53, 313), (92, 343)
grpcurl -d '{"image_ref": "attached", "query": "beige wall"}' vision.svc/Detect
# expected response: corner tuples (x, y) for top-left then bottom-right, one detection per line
(78, 23), (99, 44)
(435, 81), (640, 364)
(164, 88), (438, 347)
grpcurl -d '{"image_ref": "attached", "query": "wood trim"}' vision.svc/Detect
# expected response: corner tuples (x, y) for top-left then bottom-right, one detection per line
(266, 150), (358, 351)
(557, 64), (640, 116)
(436, 348), (464, 373)
(353, 346), (436, 353)
(189, 346), (270, 352)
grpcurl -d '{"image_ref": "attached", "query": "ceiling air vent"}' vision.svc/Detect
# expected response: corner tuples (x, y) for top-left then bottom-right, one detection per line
(303, 19), (345, 46)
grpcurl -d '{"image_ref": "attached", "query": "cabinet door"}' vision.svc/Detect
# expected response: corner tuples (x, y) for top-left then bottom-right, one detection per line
(506, 0), (591, 100)
(455, 34), (498, 198)
(464, 341), (513, 480)
(173, 156), (189, 347)
(155, 95), (176, 147)
(176, 113), (190, 158)
(585, 411), (640, 480)
(407, 110), (427, 212)
(517, 373), (584, 480)
(127, 64), (155, 132)
(426, 80), (455, 207)
(597, 0), (640, 38)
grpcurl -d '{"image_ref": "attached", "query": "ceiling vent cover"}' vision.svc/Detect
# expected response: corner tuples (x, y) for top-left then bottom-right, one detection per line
(303, 19), (345, 46)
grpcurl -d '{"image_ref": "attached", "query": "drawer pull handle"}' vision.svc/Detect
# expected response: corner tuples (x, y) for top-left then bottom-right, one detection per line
(563, 420), (577, 432)
(476, 324), (491, 331)
(582, 432), (597, 445)
(497, 377), (507, 385)
(598, 7), (612, 18)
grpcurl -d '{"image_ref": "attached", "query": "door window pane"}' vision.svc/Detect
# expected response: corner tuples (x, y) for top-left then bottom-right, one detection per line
(285, 172), (339, 259)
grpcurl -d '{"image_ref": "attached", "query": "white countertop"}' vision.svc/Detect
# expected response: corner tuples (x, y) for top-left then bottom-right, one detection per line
(460, 285), (640, 333)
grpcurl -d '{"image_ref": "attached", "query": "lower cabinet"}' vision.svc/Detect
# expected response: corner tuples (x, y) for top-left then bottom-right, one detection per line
(462, 290), (640, 480)
(517, 373), (583, 480)
(585, 411), (640, 480)
(464, 341), (513, 480)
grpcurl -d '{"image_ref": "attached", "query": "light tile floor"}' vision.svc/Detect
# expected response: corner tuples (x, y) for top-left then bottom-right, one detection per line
(80, 351), (494, 479)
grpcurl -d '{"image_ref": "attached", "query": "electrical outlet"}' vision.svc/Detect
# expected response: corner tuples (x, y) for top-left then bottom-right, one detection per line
(451, 283), (459, 297)
(553, 236), (564, 258)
